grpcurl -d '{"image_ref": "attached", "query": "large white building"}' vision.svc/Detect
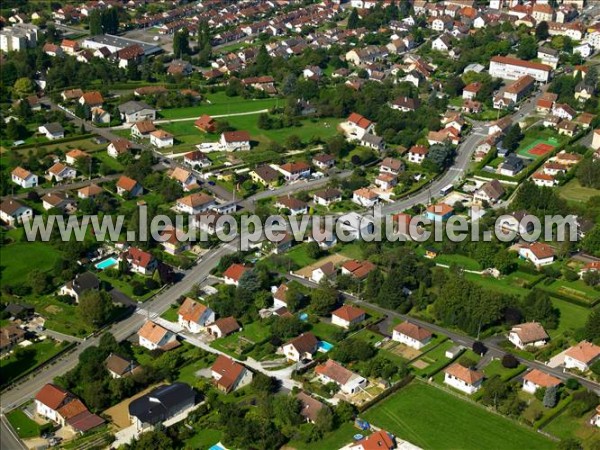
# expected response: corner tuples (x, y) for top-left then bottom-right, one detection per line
(0, 23), (38, 52)
(489, 56), (552, 82)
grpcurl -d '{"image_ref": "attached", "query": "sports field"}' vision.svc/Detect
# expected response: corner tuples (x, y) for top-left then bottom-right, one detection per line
(518, 138), (557, 159)
(362, 382), (555, 450)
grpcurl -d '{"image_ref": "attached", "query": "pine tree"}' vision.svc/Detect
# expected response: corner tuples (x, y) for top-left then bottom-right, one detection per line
(543, 385), (558, 408)
(347, 8), (360, 29)
(89, 10), (103, 35)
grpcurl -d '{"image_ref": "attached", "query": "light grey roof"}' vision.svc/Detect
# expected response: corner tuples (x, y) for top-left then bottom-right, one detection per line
(118, 101), (154, 115)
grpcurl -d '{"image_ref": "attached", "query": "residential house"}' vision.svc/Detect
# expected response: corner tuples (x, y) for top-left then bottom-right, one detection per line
(538, 47), (559, 69)
(65, 149), (89, 165)
(380, 158), (404, 175)
(312, 154), (335, 171)
(425, 203), (454, 222)
(167, 59), (193, 76)
(282, 332), (319, 362)
(552, 103), (576, 121)
(275, 196), (308, 215)
(250, 165), (281, 188)
(116, 176), (143, 197)
(38, 122), (64, 140)
(408, 145), (429, 164)
(313, 188), (342, 207)
(463, 82), (482, 100)
(118, 101), (156, 123)
(35, 384), (104, 433)
(537, 92), (558, 113)
(532, 3), (555, 22)
(59, 272), (99, 303)
(220, 131), (251, 151)
(138, 321), (177, 351)
(557, 120), (578, 137)
(352, 188), (379, 207)
(390, 96), (420, 112)
(178, 298), (215, 333)
(128, 383), (195, 431)
(150, 130), (174, 148)
(207, 317), (241, 339)
(310, 262), (337, 284)
(444, 363), (484, 395)
(223, 263), (249, 286)
(46, 163), (76, 182)
(331, 305), (365, 329)
(296, 392), (324, 424)
(564, 341), (600, 372)
(0, 199), (32, 225)
(183, 151), (211, 169)
(522, 369), (561, 394)
(131, 120), (156, 139)
(589, 406), (600, 428)
(0, 325), (25, 355)
(360, 133), (385, 151)
(158, 227), (190, 255)
(392, 321), (432, 350)
(503, 75), (535, 103)
(107, 139), (133, 158)
(519, 242), (555, 267)
(169, 168), (199, 192)
(509, 322), (549, 349)
(498, 154), (524, 177)
(211, 355), (252, 393)
(272, 284), (289, 309)
(315, 359), (367, 394)
(279, 161), (311, 181)
(432, 34), (452, 52)
(41, 192), (75, 212)
(350, 431), (396, 450)
(79, 91), (103, 108)
(473, 179), (505, 204)
(194, 115), (217, 133)
(341, 260), (376, 280)
(121, 247), (157, 275)
(575, 83), (594, 103)
(11, 167), (38, 188)
(105, 353), (141, 379)
(344, 113), (374, 140)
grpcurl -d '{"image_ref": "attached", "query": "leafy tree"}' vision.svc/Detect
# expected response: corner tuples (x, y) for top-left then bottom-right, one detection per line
(315, 405), (334, 433)
(576, 159), (600, 189)
(89, 10), (103, 35)
(364, 268), (384, 302)
(270, 316), (305, 340)
(522, 290), (559, 329)
(238, 269), (262, 293)
(517, 36), (538, 60)
(13, 77), (34, 94)
(251, 372), (279, 394)
(310, 284), (338, 315)
(6, 119), (26, 140)
(473, 341), (487, 355)
(330, 338), (375, 363)
(305, 241), (321, 259)
(581, 225), (600, 256)
(273, 395), (301, 427)
(543, 385), (558, 408)
(503, 123), (523, 152)
(28, 270), (49, 295)
(583, 308), (600, 343)
(79, 290), (114, 327)
(481, 375), (510, 408)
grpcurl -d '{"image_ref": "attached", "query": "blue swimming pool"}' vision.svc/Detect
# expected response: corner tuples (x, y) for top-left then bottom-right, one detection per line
(95, 257), (119, 270)
(299, 313), (309, 322)
(318, 340), (334, 352)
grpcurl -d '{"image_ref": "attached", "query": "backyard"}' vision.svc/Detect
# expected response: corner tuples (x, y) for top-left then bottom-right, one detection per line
(559, 179), (600, 203)
(6, 410), (40, 439)
(1, 339), (69, 386)
(0, 240), (62, 287)
(362, 382), (555, 450)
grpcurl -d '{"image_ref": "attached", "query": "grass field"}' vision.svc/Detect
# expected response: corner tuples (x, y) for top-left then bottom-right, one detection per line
(543, 406), (600, 449)
(434, 253), (481, 271)
(362, 382), (555, 450)
(483, 359), (526, 381)
(287, 243), (318, 267)
(159, 93), (278, 120)
(287, 422), (358, 450)
(0, 241), (62, 286)
(185, 428), (223, 449)
(559, 179), (600, 203)
(540, 279), (599, 305)
(1, 340), (67, 385)
(549, 297), (590, 339)
(6, 410), (40, 439)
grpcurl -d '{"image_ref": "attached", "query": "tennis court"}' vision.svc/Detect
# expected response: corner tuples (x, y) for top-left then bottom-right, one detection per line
(518, 138), (558, 158)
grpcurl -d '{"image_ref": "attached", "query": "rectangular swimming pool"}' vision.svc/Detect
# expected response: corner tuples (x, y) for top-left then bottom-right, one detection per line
(95, 257), (119, 270)
(317, 340), (334, 352)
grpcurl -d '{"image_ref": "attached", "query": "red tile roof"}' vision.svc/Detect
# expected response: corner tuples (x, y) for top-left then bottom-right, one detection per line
(394, 321), (432, 342)
(35, 384), (69, 410)
(347, 112), (373, 129)
(332, 305), (365, 323)
(211, 355), (245, 391)
(178, 298), (208, 323)
(445, 363), (483, 385)
(523, 369), (561, 388)
(565, 341), (600, 364)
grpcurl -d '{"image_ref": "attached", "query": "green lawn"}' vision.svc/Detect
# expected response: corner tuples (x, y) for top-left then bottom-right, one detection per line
(20, 296), (94, 337)
(539, 279), (599, 306)
(559, 179), (600, 203)
(549, 297), (590, 339)
(543, 405), (600, 449)
(0, 241), (62, 286)
(286, 243), (318, 267)
(463, 272), (531, 297)
(287, 422), (358, 450)
(434, 253), (481, 271)
(310, 320), (344, 343)
(1, 340), (67, 386)
(6, 410), (40, 439)
(483, 359), (526, 381)
(161, 304), (179, 322)
(159, 94), (278, 119)
(362, 382), (555, 450)
(338, 242), (364, 260)
(185, 428), (223, 449)
(412, 340), (458, 378)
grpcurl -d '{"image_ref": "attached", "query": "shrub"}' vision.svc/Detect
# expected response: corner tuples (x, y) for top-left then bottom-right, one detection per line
(502, 353), (519, 369)
(472, 341), (487, 355)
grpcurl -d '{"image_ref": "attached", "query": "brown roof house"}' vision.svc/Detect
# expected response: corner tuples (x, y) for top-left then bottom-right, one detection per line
(34, 384), (104, 433)
(0, 198), (33, 226)
(0, 325), (25, 355)
(250, 164), (281, 188)
(105, 353), (141, 379)
(310, 261), (337, 284)
(522, 369), (561, 394)
(473, 179), (505, 204)
(564, 341), (600, 372)
(331, 305), (366, 329)
(341, 260), (376, 280)
(508, 322), (549, 350)
(223, 263), (249, 286)
(296, 391), (325, 423)
(444, 363), (484, 395)
(392, 321), (432, 350)
(116, 175), (143, 197)
(314, 359), (367, 395)
(211, 355), (252, 393)
(207, 317), (241, 339)
(177, 298), (215, 333)
(282, 332), (319, 362)
(137, 321), (178, 351)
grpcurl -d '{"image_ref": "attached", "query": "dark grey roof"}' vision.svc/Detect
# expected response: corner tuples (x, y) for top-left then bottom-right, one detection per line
(4, 303), (34, 316)
(128, 383), (196, 425)
(42, 122), (64, 134)
(361, 133), (383, 146)
(109, 288), (136, 307)
(118, 101), (154, 115)
(72, 272), (100, 295)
